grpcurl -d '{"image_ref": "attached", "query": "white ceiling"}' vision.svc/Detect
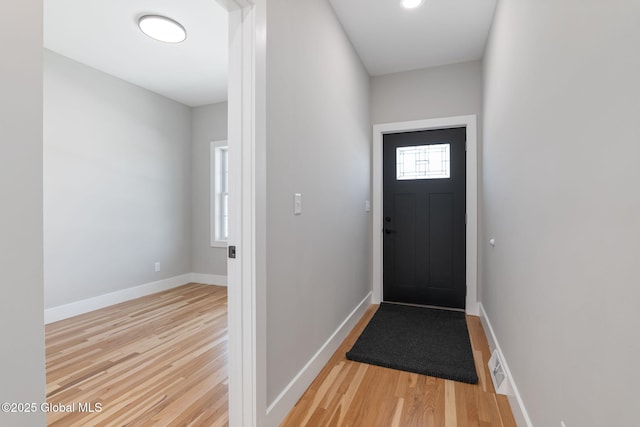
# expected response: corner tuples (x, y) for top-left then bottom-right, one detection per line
(44, 0), (228, 107)
(44, 0), (496, 107)
(329, 0), (496, 76)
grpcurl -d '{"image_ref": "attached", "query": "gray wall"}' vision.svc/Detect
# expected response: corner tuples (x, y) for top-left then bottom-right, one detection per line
(191, 102), (228, 276)
(482, 1), (640, 426)
(0, 0), (46, 425)
(371, 60), (483, 124)
(371, 60), (484, 302)
(44, 50), (192, 308)
(265, 0), (371, 405)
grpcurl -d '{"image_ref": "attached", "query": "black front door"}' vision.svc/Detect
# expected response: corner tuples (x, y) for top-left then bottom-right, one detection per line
(383, 127), (466, 309)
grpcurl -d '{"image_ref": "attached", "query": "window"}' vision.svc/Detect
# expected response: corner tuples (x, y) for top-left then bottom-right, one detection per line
(396, 143), (450, 180)
(211, 141), (228, 247)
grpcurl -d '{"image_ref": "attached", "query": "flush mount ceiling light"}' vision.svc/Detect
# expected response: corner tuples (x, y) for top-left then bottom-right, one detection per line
(401, 0), (424, 9)
(138, 15), (186, 43)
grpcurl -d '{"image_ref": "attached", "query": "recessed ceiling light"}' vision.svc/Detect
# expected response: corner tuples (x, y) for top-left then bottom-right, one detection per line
(138, 15), (186, 43)
(401, 0), (423, 9)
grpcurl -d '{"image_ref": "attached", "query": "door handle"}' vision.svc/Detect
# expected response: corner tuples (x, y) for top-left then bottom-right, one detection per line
(384, 229), (396, 234)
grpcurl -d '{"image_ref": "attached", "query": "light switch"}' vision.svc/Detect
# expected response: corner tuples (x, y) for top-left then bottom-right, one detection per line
(365, 200), (371, 212)
(294, 193), (302, 215)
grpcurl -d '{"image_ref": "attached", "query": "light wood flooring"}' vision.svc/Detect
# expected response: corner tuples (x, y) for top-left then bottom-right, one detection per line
(46, 285), (515, 426)
(45, 283), (229, 426)
(281, 305), (517, 427)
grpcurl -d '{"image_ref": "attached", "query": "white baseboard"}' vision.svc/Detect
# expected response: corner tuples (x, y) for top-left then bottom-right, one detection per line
(44, 273), (193, 324)
(479, 303), (533, 427)
(466, 300), (480, 316)
(190, 273), (228, 286)
(266, 292), (372, 427)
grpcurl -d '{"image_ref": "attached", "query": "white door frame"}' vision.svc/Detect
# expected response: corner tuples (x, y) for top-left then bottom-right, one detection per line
(225, 0), (266, 426)
(372, 116), (479, 315)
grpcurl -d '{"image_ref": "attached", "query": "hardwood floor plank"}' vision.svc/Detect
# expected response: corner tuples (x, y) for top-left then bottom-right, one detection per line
(390, 397), (404, 427)
(496, 394), (518, 427)
(445, 380), (457, 427)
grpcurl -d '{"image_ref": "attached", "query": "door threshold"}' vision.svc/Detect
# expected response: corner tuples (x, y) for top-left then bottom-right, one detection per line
(383, 301), (465, 313)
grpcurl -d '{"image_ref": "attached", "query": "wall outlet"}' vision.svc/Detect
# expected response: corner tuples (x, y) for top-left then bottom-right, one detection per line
(154, 262), (161, 272)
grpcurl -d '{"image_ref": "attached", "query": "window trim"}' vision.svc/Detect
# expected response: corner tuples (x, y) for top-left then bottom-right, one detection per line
(210, 140), (228, 247)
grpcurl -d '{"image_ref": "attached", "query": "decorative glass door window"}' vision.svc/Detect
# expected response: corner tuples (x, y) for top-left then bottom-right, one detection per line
(396, 144), (450, 180)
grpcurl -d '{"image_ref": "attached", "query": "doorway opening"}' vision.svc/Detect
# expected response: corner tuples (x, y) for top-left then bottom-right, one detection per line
(42, 0), (249, 424)
(372, 115), (479, 315)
